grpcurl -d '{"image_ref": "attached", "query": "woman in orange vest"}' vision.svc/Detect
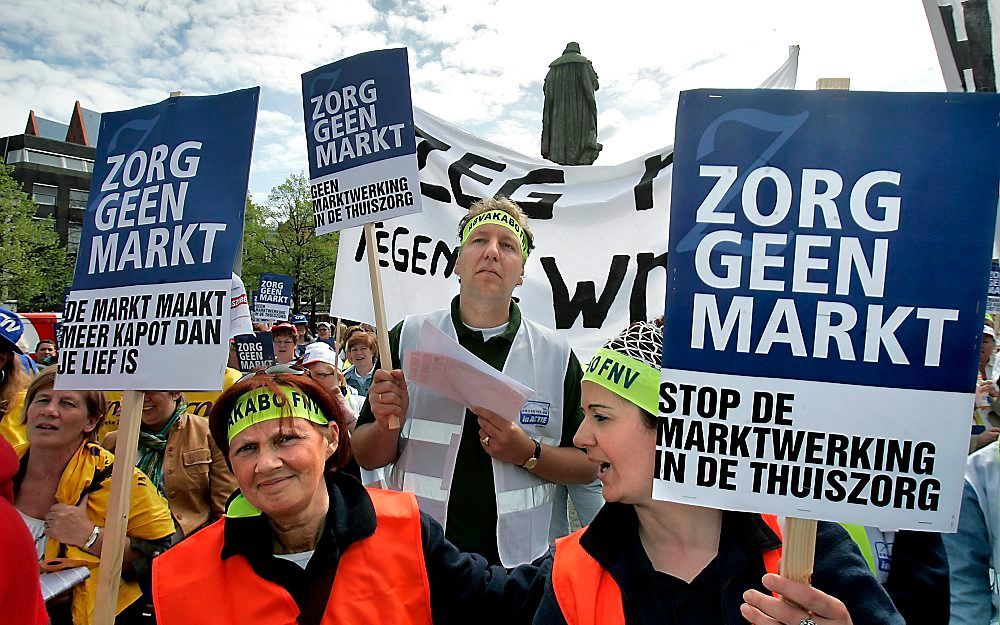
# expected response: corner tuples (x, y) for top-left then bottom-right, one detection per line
(153, 366), (549, 625)
(534, 320), (904, 625)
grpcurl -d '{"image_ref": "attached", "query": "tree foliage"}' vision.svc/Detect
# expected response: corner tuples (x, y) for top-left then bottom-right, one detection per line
(0, 164), (73, 311)
(241, 173), (338, 318)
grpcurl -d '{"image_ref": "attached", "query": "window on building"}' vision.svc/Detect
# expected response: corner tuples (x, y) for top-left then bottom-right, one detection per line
(68, 224), (82, 256)
(63, 156), (90, 172)
(5, 149), (25, 164)
(25, 150), (63, 168)
(32, 183), (58, 206)
(69, 189), (88, 210)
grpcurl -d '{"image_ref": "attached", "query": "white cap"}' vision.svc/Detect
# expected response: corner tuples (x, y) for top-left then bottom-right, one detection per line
(302, 342), (339, 367)
(985, 325), (996, 339)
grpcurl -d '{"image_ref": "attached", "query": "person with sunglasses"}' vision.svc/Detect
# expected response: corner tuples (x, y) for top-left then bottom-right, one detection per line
(153, 369), (549, 625)
(12, 366), (175, 625)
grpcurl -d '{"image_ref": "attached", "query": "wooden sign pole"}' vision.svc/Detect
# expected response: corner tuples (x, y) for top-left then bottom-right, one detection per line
(363, 222), (399, 429)
(777, 76), (853, 593)
(91, 390), (145, 625)
(333, 317), (344, 370)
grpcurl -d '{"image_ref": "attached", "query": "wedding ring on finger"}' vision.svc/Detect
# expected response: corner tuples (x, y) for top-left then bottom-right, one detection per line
(798, 618), (816, 625)
(481, 435), (490, 447)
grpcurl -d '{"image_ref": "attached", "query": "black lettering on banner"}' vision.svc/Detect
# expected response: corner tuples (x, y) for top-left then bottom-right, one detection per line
(751, 391), (794, 425)
(354, 223), (459, 278)
(657, 383), (741, 420)
(65, 299), (88, 322)
(938, 0), (996, 92)
(655, 449), (686, 482)
(542, 255), (629, 329)
(633, 152), (673, 211)
(415, 127), (453, 203)
(630, 251), (667, 322)
(58, 350), (78, 374)
(696, 456), (737, 490)
(448, 153), (506, 209)
(496, 168), (565, 220)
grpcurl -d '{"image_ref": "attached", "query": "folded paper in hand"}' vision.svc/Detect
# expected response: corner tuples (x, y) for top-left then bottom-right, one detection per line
(40, 566), (90, 601)
(402, 321), (533, 422)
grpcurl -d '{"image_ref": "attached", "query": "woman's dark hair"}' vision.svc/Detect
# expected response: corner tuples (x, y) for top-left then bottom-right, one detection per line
(208, 372), (352, 473)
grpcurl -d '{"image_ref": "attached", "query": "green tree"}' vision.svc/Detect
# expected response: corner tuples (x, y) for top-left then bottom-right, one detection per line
(241, 173), (339, 320)
(0, 163), (73, 311)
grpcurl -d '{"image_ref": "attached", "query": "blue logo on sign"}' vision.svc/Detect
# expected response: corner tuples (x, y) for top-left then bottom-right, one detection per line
(520, 401), (550, 426)
(874, 540), (892, 573)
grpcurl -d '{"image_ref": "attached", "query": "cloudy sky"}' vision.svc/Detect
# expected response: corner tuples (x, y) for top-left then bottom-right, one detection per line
(0, 0), (945, 200)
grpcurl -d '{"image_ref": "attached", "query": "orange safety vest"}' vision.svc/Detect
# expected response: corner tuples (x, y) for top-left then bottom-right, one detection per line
(552, 514), (783, 625)
(153, 488), (433, 625)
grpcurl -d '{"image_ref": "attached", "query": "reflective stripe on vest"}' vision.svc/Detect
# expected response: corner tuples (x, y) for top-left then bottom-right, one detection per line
(152, 489), (433, 625)
(552, 514), (783, 625)
(387, 307), (570, 567)
(840, 523), (877, 573)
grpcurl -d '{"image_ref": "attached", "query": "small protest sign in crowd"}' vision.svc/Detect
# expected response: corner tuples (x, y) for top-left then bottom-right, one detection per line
(1, 40), (999, 625)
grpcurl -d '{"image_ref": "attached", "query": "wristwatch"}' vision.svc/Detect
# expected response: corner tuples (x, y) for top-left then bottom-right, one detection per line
(521, 439), (541, 470)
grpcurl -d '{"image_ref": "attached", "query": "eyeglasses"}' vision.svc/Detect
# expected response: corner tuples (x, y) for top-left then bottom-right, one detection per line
(273, 339), (296, 346)
(238, 363), (313, 384)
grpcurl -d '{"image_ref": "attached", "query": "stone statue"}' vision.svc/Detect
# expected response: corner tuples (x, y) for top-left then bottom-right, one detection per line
(541, 42), (602, 165)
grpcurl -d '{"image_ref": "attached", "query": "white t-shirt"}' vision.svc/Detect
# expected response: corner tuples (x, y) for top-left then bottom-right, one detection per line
(463, 321), (509, 341)
(274, 550), (314, 570)
(18, 511), (46, 559)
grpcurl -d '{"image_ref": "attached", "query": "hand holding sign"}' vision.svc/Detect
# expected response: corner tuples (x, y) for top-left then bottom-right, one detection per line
(741, 574), (853, 625)
(368, 369), (409, 431)
(302, 48), (422, 429)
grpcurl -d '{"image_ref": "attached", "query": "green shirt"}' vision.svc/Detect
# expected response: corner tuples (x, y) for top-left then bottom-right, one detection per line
(357, 295), (585, 565)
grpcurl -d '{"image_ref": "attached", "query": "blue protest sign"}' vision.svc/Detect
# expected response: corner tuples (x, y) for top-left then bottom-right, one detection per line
(301, 48), (421, 234)
(253, 273), (293, 322)
(234, 332), (276, 372)
(56, 88), (259, 391)
(657, 89), (1000, 531)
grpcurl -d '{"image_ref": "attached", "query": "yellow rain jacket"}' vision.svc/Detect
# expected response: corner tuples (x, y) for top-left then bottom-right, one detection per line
(17, 441), (175, 624)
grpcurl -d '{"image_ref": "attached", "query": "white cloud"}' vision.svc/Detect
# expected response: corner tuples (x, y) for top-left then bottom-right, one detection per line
(0, 0), (949, 193)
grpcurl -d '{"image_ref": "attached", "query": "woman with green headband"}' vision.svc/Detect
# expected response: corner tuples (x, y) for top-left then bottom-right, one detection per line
(152, 369), (549, 625)
(532, 320), (903, 625)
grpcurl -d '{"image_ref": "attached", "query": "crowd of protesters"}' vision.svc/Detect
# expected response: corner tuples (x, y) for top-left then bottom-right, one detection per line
(0, 198), (998, 625)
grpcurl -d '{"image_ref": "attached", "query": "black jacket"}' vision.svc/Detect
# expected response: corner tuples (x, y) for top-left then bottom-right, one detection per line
(532, 503), (904, 625)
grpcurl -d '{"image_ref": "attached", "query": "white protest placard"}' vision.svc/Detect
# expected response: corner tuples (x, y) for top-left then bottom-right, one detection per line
(330, 50), (800, 361)
(302, 48), (422, 234)
(230, 272), (253, 336)
(55, 89), (258, 391)
(658, 89), (1000, 532)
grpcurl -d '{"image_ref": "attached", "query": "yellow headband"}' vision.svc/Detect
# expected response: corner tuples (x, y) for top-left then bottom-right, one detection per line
(226, 385), (328, 441)
(461, 209), (530, 260)
(582, 348), (661, 415)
